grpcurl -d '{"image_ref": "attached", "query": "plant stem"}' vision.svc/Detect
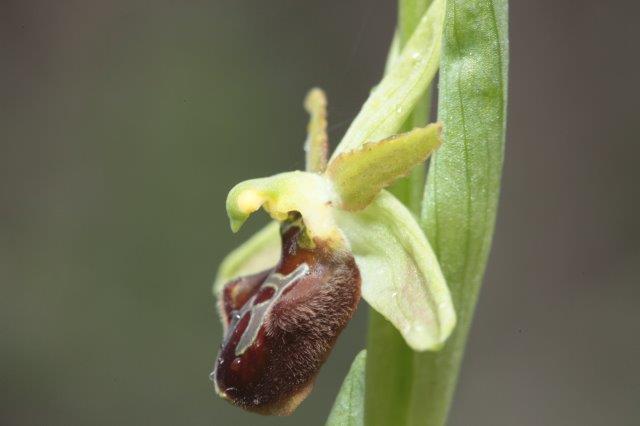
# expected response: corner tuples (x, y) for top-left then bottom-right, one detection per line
(364, 1), (433, 425)
(365, 0), (508, 425)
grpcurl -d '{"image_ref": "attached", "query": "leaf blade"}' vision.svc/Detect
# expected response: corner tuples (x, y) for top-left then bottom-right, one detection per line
(408, 0), (509, 424)
(326, 350), (367, 426)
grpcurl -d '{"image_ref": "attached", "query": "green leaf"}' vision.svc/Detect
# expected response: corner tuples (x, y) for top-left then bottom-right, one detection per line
(332, 0), (445, 158)
(327, 123), (442, 211)
(326, 350), (367, 426)
(409, 0), (510, 424)
(335, 191), (455, 351)
(212, 221), (280, 295)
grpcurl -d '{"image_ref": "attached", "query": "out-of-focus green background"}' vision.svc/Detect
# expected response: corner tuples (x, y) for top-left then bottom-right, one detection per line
(2, 1), (639, 425)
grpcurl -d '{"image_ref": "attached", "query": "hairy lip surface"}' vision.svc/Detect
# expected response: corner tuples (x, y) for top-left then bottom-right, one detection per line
(213, 221), (361, 415)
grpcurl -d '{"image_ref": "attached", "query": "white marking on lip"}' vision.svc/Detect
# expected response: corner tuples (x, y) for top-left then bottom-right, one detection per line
(229, 263), (309, 357)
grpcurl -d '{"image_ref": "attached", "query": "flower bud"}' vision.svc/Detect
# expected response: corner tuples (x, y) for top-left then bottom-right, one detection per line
(212, 217), (361, 415)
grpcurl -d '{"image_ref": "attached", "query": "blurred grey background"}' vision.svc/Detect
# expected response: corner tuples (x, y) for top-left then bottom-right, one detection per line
(2, 1), (639, 425)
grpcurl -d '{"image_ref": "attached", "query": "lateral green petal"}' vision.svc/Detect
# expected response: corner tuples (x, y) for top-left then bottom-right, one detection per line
(327, 123), (442, 211)
(326, 350), (366, 426)
(332, 0), (445, 157)
(334, 191), (455, 351)
(304, 88), (329, 173)
(213, 222), (280, 295)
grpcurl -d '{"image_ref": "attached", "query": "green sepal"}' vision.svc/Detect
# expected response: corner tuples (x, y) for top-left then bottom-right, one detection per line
(384, 30), (401, 73)
(326, 350), (366, 426)
(335, 190), (456, 351)
(327, 123), (442, 211)
(212, 222), (280, 295)
(332, 0), (445, 157)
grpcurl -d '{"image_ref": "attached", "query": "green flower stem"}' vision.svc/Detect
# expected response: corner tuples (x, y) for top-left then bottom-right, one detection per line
(364, 312), (413, 425)
(365, 1), (434, 425)
(366, 0), (508, 425)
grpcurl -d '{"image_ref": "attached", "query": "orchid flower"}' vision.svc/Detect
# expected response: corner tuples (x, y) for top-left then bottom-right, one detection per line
(211, 1), (454, 415)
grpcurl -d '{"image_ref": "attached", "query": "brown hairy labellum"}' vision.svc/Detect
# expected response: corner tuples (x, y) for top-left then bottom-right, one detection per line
(212, 217), (361, 415)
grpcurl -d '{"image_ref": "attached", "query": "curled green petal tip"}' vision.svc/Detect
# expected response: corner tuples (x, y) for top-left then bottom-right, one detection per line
(226, 188), (263, 232)
(225, 171), (339, 239)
